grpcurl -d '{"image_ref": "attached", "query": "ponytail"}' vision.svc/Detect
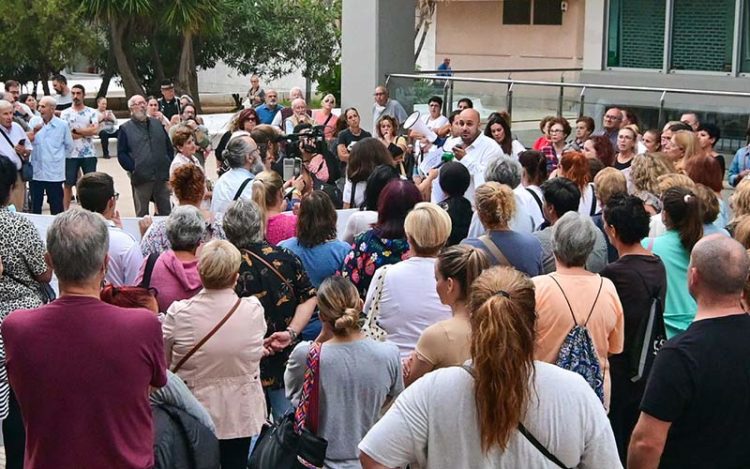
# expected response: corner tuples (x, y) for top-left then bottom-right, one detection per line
(251, 170), (284, 222)
(662, 187), (703, 252)
(437, 245), (490, 300)
(468, 266), (536, 453)
(317, 277), (361, 337)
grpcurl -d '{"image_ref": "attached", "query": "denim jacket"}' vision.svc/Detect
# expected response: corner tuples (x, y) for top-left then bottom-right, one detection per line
(728, 145), (750, 186)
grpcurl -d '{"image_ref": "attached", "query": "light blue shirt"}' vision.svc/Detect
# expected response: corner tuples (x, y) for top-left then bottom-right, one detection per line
(279, 237), (351, 288)
(30, 116), (73, 182)
(210, 167), (256, 213)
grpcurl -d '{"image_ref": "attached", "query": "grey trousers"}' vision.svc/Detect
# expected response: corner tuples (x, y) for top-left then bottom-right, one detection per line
(132, 180), (171, 217)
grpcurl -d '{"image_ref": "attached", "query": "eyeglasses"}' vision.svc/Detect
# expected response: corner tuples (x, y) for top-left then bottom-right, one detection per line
(323, 99), (335, 104)
(112, 192), (119, 200)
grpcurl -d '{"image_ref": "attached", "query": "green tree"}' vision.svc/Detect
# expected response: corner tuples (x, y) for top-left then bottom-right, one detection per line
(0, 0), (101, 94)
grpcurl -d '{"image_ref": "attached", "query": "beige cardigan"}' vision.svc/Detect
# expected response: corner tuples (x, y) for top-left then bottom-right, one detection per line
(163, 288), (267, 439)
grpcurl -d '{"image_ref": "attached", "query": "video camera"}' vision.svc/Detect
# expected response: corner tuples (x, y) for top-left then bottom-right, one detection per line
(280, 125), (326, 160)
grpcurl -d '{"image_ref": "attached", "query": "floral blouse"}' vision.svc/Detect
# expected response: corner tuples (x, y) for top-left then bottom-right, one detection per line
(341, 229), (411, 299)
(141, 212), (226, 257)
(235, 243), (316, 390)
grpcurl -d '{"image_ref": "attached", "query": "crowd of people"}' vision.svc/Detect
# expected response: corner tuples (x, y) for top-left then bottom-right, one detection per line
(0, 71), (749, 469)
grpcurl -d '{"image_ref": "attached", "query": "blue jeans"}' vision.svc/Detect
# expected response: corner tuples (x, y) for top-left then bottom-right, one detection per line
(266, 387), (293, 422)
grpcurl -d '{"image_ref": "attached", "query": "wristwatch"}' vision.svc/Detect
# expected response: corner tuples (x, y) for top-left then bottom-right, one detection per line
(286, 327), (298, 342)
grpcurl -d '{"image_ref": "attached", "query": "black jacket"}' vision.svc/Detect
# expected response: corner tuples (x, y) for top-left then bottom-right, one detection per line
(153, 404), (220, 469)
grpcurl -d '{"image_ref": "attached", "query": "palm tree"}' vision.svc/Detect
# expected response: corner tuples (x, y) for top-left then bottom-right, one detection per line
(83, 0), (151, 97)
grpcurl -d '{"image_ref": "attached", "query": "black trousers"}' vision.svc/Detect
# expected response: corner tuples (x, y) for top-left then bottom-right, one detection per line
(219, 437), (252, 469)
(3, 388), (25, 469)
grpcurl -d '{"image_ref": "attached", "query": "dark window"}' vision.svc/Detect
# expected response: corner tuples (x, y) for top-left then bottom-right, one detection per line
(533, 0), (563, 25)
(503, 0), (532, 25)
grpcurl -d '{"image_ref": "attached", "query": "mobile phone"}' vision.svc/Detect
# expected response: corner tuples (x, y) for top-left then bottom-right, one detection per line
(19, 139), (26, 145)
(283, 158), (302, 181)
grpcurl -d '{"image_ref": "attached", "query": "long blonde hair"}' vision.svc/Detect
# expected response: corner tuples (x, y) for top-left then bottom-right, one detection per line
(251, 170), (284, 221)
(317, 277), (361, 337)
(468, 266), (536, 452)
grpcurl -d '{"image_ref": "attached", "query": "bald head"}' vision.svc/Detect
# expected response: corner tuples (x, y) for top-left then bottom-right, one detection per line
(458, 108), (482, 145)
(690, 235), (750, 297)
(374, 86), (388, 106)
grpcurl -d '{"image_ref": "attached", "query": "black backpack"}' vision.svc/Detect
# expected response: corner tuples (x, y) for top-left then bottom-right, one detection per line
(628, 272), (666, 382)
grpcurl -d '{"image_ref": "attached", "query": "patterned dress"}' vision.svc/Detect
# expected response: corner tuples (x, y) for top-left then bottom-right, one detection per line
(234, 243), (316, 390)
(340, 229), (411, 299)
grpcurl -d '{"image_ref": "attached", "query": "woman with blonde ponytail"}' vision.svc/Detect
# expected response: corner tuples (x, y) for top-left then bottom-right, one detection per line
(360, 266), (620, 468)
(462, 181), (543, 276)
(285, 276), (403, 469)
(250, 170), (297, 244)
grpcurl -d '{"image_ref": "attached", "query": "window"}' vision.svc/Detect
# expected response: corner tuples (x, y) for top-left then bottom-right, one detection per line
(670, 0), (735, 72)
(503, 0), (562, 26)
(607, 0), (665, 69)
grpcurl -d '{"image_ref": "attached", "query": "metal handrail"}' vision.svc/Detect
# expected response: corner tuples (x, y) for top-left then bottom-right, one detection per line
(413, 67), (583, 74)
(386, 72), (750, 127)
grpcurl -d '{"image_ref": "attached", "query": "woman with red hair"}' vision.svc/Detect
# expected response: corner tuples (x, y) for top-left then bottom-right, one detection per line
(583, 135), (616, 168)
(685, 155), (728, 228)
(559, 151), (598, 216)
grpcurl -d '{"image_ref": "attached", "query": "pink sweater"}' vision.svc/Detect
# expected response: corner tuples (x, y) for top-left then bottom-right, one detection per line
(136, 250), (202, 312)
(266, 213), (297, 245)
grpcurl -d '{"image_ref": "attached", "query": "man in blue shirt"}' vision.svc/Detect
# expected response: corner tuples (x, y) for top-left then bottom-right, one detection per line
(28, 96), (73, 214)
(436, 57), (453, 77)
(255, 90), (284, 125)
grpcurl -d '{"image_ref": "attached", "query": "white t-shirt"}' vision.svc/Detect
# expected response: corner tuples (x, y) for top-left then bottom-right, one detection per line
(525, 184), (545, 229)
(60, 106), (98, 159)
(500, 139), (526, 160)
(359, 361), (621, 469)
(466, 187), (535, 238)
(421, 114), (449, 131)
(105, 222), (144, 287)
(364, 257), (451, 358)
(343, 178), (366, 208)
(578, 183), (598, 216)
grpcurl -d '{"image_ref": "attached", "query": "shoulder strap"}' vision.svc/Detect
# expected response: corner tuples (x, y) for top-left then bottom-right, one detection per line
(233, 178), (253, 201)
(349, 181), (357, 207)
(526, 188), (544, 213)
(517, 423), (570, 469)
(478, 235), (511, 267)
(171, 298), (242, 373)
(0, 127), (13, 147)
(244, 248), (295, 297)
(294, 341), (322, 434)
(323, 113), (333, 127)
(589, 184), (597, 216)
(459, 365), (569, 469)
(549, 275), (603, 327)
(139, 252), (160, 289)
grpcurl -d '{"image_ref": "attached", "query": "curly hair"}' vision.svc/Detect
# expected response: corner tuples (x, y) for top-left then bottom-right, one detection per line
(731, 178), (750, 220)
(475, 182), (516, 229)
(593, 167), (627, 206)
(170, 164), (205, 205)
(587, 135), (616, 167)
(656, 173), (695, 197)
(170, 125), (194, 151)
(468, 266), (536, 452)
(630, 152), (675, 195)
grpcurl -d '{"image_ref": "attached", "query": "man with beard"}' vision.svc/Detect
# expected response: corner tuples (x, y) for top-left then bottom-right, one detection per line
(60, 84), (99, 210)
(210, 131), (264, 213)
(51, 74), (72, 114)
(117, 95), (173, 217)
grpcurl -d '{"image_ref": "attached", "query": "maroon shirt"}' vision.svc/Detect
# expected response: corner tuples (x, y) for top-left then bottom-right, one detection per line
(2, 296), (167, 469)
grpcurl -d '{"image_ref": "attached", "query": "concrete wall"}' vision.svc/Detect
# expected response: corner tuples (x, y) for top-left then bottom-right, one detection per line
(435, 0), (584, 70)
(341, 0), (416, 132)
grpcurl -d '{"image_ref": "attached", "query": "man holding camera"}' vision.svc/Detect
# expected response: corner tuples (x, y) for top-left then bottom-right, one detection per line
(0, 99), (34, 210)
(60, 84), (99, 210)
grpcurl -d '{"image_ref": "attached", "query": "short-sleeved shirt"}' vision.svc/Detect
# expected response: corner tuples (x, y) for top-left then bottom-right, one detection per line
(2, 296), (167, 469)
(266, 212), (297, 245)
(414, 315), (471, 368)
(358, 362), (621, 468)
(640, 314), (750, 468)
(532, 272), (625, 407)
(341, 229), (411, 299)
(0, 209), (48, 318)
(643, 230), (696, 338)
(337, 129), (372, 151)
(462, 229), (544, 277)
(235, 243), (316, 389)
(60, 106), (98, 158)
(286, 339), (403, 468)
(279, 237), (351, 288)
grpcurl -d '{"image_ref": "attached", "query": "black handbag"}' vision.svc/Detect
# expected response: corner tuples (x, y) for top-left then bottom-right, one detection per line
(249, 342), (327, 469)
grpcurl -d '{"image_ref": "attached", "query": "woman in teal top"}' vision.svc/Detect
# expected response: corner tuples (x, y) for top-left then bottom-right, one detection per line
(643, 187), (703, 338)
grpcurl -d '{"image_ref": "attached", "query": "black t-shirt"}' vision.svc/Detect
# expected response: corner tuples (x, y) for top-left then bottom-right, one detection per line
(640, 314), (750, 468)
(439, 196), (472, 247)
(337, 129), (371, 149)
(614, 157), (633, 171)
(158, 98), (181, 121)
